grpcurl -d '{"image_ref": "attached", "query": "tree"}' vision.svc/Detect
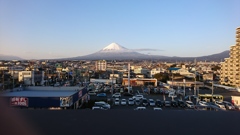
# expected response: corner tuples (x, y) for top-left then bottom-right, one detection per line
(211, 65), (220, 71)
(153, 73), (169, 83)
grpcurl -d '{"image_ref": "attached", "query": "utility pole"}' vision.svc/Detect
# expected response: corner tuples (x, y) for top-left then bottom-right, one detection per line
(128, 63), (130, 93)
(2, 70), (4, 90)
(12, 66), (14, 90)
(172, 72), (173, 89)
(183, 79), (186, 97)
(194, 58), (197, 96)
(111, 64), (114, 96)
(211, 73), (214, 102)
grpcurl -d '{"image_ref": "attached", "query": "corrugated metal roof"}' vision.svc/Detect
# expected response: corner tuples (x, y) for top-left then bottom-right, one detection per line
(0, 90), (78, 97)
(168, 67), (180, 71)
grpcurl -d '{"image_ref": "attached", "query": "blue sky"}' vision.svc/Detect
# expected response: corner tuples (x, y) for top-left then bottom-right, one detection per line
(0, 0), (240, 59)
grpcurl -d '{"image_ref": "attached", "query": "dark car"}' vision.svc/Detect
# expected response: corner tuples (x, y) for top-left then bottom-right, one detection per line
(177, 100), (186, 108)
(142, 98), (149, 106)
(156, 99), (163, 107)
(123, 92), (134, 96)
(135, 99), (141, 106)
(163, 100), (171, 107)
(171, 100), (178, 107)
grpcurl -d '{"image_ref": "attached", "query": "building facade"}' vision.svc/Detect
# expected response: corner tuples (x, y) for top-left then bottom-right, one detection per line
(18, 71), (45, 86)
(95, 60), (107, 71)
(220, 27), (240, 87)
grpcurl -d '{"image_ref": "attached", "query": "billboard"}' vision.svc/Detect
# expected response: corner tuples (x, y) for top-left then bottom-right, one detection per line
(60, 96), (73, 107)
(10, 97), (29, 107)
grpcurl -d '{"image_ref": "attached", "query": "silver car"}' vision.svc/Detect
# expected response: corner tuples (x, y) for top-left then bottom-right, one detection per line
(128, 98), (135, 106)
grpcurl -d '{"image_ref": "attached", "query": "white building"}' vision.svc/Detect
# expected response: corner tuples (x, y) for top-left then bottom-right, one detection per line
(150, 68), (165, 77)
(95, 60), (107, 71)
(19, 71), (45, 86)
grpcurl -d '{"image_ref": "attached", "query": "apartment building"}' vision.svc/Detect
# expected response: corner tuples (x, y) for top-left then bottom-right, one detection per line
(95, 60), (107, 71)
(220, 27), (240, 87)
(18, 70), (45, 85)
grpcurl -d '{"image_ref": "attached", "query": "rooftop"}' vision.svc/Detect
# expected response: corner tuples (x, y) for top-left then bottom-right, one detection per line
(0, 90), (78, 97)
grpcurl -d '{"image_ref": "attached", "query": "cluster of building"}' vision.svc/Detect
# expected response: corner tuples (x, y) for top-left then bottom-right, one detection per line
(0, 58), (222, 90)
(220, 27), (240, 87)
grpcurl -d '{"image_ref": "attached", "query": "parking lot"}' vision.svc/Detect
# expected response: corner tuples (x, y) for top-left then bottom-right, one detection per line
(85, 86), (240, 111)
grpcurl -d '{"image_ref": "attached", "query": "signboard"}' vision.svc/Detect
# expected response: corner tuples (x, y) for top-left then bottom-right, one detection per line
(78, 90), (82, 98)
(60, 96), (73, 107)
(10, 97), (28, 107)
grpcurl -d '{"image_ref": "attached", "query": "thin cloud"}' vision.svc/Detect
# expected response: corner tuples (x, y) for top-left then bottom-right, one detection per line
(132, 48), (164, 51)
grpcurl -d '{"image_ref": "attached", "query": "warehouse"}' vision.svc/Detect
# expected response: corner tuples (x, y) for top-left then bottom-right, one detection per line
(0, 86), (87, 109)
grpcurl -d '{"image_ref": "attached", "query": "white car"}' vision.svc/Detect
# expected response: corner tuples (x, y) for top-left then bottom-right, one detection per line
(114, 98), (120, 105)
(128, 98), (135, 106)
(121, 99), (127, 105)
(215, 101), (226, 110)
(88, 91), (97, 96)
(94, 101), (111, 109)
(149, 99), (155, 107)
(92, 106), (108, 110)
(198, 101), (208, 106)
(186, 101), (195, 109)
(132, 95), (144, 100)
(153, 107), (162, 111)
(134, 107), (146, 110)
(112, 93), (121, 98)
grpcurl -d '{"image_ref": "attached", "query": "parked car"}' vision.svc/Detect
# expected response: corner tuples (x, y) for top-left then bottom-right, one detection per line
(121, 99), (127, 105)
(223, 101), (235, 110)
(156, 99), (163, 107)
(88, 91), (97, 96)
(171, 100), (178, 107)
(92, 106), (108, 110)
(177, 100), (186, 108)
(185, 101), (195, 109)
(176, 90), (184, 96)
(112, 93), (121, 98)
(215, 101), (226, 110)
(163, 100), (171, 107)
(123, 92), (134, 96)
(153, 107), (162, 111)
(135, 99), (141, 106)
(94, 101), (111, 109)
(96, 93), (107, 97)
(114, 98), (120, 105)
(128, 98), (135, 106)
(149, 99), (155, 107)
(142, 98), (149, 106)
(132, 95), (144, 100)
(164, 90), (169, 95)
(134, 107), (146, 110)
(198, 101), (208, 106)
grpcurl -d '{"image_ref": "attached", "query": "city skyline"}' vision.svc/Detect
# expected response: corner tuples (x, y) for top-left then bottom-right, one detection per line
(0, 0), (240, 59)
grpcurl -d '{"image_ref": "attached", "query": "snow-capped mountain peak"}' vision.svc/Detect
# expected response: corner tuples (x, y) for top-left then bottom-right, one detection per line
(101, 43), (131, 52)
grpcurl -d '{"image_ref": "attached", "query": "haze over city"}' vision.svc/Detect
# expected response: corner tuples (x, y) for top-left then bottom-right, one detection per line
(0, 0), (240, 59)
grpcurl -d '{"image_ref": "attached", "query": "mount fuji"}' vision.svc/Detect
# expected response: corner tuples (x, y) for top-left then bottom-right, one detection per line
(68, 43), (229, 61)
(72, 43), (154, 60)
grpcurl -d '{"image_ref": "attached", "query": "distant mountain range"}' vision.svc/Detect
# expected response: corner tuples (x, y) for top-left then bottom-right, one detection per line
(0, 43), (230, 62)
(0, 54), (24, 60)
(70, 43), (229, 62)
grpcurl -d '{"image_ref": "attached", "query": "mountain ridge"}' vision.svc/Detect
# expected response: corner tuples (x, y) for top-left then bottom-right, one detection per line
(0, 43), (230, 61)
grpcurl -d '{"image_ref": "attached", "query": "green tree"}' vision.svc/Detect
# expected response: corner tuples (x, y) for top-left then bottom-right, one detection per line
(153, 73), (169, 83)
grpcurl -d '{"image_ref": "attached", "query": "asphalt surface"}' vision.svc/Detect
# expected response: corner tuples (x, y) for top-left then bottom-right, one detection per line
(1, 108), (239, 135)
(1, 86), (240, 135)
